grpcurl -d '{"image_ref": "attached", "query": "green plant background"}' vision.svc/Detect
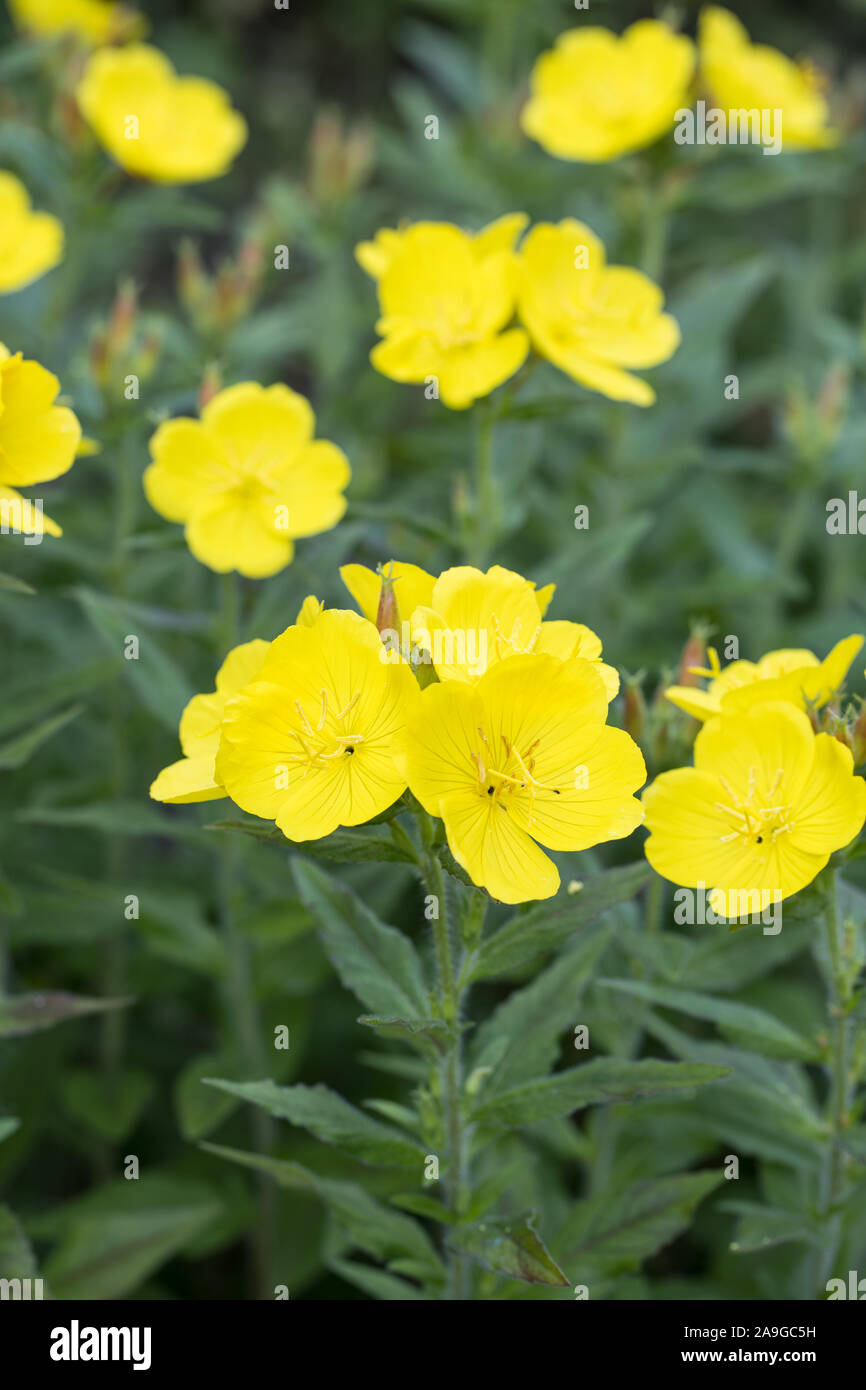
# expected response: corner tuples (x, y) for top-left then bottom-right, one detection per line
(2, 0), (866, 1300)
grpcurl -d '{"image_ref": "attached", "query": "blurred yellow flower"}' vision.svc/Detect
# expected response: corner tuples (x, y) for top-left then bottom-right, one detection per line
(355, 215), (529, 409)
(665, 635), (863, 722)
(0, 172), (63, 294)
(517, 220), (680, 406)
(150, 640), (269, 804)
(0, 344), (81, 539)
(409, 564), (618, 697)
(397, 654), (645, 903)
(521, 20), (695, 162)
(643, 702), (866, 918)
(216, 610), (418, 841)
(699, 7), (836, 150)
(144, 382), (350, 580)
(9, 0), (143, 44)
(76, 44), (247, 183)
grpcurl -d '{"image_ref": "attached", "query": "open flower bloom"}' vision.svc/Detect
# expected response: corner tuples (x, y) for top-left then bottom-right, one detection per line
(665, 636), (863, 723)
(0, 345), (81, 539)
(355, 215), (529, 409)
(216, 610), (418, 841)
(699, 7), (836, 150)
(77, 44), (247, 183)
(150, 640), (269, 804)
(408, 564), (618, 698)
(397, 655), (645, 903)
(517, 221), (680, 406)
(522, 20), (695, 162)
(0, 172), (63, 294)
(9, 0), (143, 44)
(341, 561), (435, 628)
(144, 382), (350, 579)
(643, 702), (866, 918)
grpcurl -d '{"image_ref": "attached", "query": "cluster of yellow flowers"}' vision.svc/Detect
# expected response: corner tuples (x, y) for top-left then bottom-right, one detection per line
(151, 562), (866, 910)
(356, 214), (680, 408)
(523, 7), (836, 163)
(151, 563), (645, 904)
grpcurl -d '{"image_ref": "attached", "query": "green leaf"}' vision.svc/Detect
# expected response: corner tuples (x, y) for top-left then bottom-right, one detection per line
(599, 979), (818, 1061)
(73, 586), (193, 730)
(557, 1171), (722, 1277)
(293, 859), (429, 1017)
(449, 1213), (568, 1287)
(204, 1079), (426, 1169)
(390, 1193), (457, 1224)
(208, 820), (414, 864)
(0, 1118), (21, 1145)
(468, 921), (612, 1094)
(174, 1053), (246, 1141)
(62, 1069), (153, 1143)
(725, 1202), (818, 1253)
(0, 657), (119, 737)
(329, 1256), (425, 1300)
(40, 1174), (221, 1300)
(357, 1015), (454, 1054)
(469, 862), (651, 980)
(0, 991), (133, 1038)
(0, 1204), (39, 1280)
(0, 569), (35, 596)
(0, 704), (84, 771)
(17, 799), (208, 840)
(200, 1144), (442, 1283)
(474, 1059), (732, 1127)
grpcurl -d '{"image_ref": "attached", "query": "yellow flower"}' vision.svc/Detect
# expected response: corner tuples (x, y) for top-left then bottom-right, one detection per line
(408, 564), (618, 698)
(340, 561), (435, 626)
(516, 221), (680, 406)
(0, 172), (63, 294)
(215, 610), (418, 841)
(150, 639), (270, 804)
(355, 215), (529, 409)
(665, 636), (863, 723)
(76, 44), (247, 184)
(521, 20), (695, 162)
(643, 702), (866, 917)
(397, 654), (645, 903)
(9, 0), (143, 44)
(144, 382), (350, 579)
(0, 345), (81, 539)
(699, 7), (836, 150)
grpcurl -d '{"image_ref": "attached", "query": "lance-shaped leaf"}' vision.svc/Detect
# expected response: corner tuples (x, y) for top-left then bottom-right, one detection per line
(357, 1015), (455, 1055)
(0, 991), (133, 1038)
(209, 820), (415, 864)
(468, 861), (651, 981)
(293, 859), (428, 1017)
(201, 1143), (442, 1285)
(0, 1118), (21, 1145)
(204, 1079), (426, 1169)
(448, 1213), (568, 1286)
(474, 1059), (732, 1127)
(556, 1171), (722, 1276)
(599, 978), (818, 1061)
(0, 704), (83, 770)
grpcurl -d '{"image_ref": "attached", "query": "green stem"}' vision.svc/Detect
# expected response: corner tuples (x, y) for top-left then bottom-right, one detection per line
(811, 869), (853, 1296)
(419, 824), (469, 1299)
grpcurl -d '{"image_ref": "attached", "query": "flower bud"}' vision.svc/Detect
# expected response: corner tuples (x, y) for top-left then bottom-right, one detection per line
(375, 563), (400, 635)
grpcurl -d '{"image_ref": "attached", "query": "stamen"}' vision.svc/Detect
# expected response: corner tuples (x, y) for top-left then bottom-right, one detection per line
(316, 689), (328, 732)
(295, 701), (314, 737)
(336, 691), (361, 721)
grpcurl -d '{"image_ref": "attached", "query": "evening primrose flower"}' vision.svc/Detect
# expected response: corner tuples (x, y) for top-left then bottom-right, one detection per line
(9, 0), (143, 44)
(355, 215), (529, 409)
(643, 702), (866, 918)
(516, 221), (680, 406)
(699, 7), (836, 150)
(76, 45), (247, 184)
(150, 640), (269, 804)
(408, 564), (618, 698)
(522, 20), (695, 162)
(216, 610), (418, 841)
(144, 382), (350, 579)
(0, 172), (63, 294)
(0, 345), (81, 539)
(665, 636), (863, 723)
(398, 656), (644, 903)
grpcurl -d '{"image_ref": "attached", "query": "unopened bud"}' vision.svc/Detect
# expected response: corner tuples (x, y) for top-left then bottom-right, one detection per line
(198, 363), (222, 412)
(376, 563), (400, 634)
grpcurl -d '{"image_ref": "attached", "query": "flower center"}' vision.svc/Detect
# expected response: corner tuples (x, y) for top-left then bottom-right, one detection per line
(489, 613), (541, 659)
(715, 767), (794, 850)
(471, 728), (560, 825)
(288, 689), (364, 775)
